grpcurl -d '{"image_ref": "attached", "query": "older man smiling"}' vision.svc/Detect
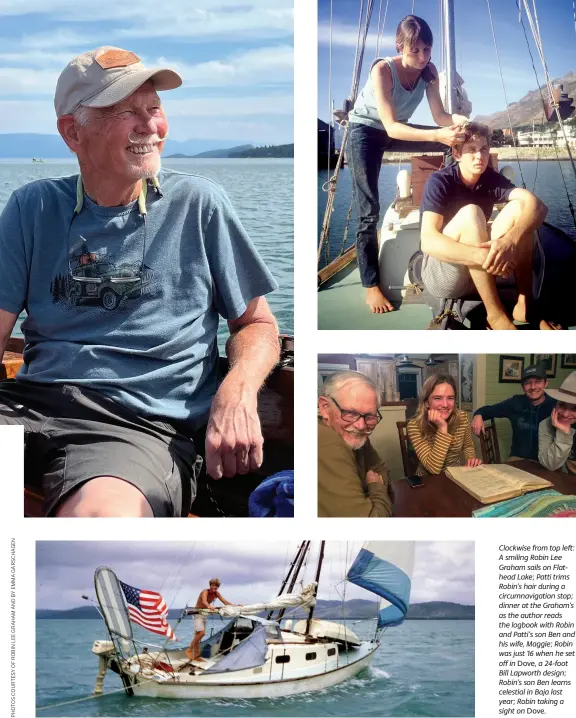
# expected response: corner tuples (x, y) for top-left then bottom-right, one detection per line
(0, 47), (279, 518)
(317, 371), (392, 517)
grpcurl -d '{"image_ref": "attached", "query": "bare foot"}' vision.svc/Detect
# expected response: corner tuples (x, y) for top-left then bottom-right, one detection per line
(487, 314), (517, 330)
(539, 319), (562, 331)
(365, 286), (394, 314)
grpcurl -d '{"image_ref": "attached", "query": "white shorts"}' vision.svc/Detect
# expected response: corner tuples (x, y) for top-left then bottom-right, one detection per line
(194, 615), (206, 632)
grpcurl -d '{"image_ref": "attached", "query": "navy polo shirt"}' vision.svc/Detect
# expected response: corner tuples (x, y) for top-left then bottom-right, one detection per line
(420, 163), (516, 226)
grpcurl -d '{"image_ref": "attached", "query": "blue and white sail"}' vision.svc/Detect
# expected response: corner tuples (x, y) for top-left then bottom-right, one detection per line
(347, 542), (415, 629)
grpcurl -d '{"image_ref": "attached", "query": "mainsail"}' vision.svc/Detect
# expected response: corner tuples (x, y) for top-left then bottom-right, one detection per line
(94, 566), (133, 640)
(347, 542), (414, 629)
(195, 583), (317, 618)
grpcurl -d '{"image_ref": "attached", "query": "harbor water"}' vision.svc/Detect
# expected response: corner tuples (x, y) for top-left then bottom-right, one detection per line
(318, 161), (576, 268)
(0, 157), (293, 341)
(36, 618), (474, 717)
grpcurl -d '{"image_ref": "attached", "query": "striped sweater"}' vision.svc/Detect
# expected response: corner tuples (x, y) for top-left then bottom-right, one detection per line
(407, 410), (477, 476)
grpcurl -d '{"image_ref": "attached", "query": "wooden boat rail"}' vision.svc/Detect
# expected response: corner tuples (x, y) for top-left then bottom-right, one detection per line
(2, 335), (293, 517)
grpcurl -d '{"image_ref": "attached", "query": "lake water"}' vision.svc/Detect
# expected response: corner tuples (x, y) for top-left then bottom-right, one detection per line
(36, 618), (474, 717)
(318, 161), (576, 267)
(0, 158), (293, 339)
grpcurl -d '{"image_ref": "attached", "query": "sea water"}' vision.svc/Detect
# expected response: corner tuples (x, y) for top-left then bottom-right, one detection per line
(318, 161), (576, 268)
(0, 157), (293, 340)
(35, 618), (474, 717)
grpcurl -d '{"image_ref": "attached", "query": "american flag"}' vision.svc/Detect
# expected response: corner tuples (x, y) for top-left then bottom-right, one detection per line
(120, 581), (176, 640)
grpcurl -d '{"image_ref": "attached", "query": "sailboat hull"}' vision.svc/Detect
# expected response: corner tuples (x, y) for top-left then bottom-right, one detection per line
(130, 642), (378, 700)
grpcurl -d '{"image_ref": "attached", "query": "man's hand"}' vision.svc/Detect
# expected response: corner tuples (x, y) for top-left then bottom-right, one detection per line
(465, 457), (483, 467)
(366, 470), (384, 484)
(551, 407), (572, 435)
(205, 377), (263, 479)
(481, 235), (517, 277)
(471, 415), (485, 436)
(427, 409), (448, 432)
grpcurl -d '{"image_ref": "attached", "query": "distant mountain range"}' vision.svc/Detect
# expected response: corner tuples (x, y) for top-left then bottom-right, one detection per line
(37, 600), (474, 620)
(0, 135), (258, 159)
(474, 70), (576, 128)
(167, 143), (294, 159)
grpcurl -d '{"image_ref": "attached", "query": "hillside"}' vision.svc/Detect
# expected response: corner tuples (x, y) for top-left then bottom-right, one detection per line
(229, 143), (294, 158)
(474, 70), (576, 128)
(36, 600), (474, 620)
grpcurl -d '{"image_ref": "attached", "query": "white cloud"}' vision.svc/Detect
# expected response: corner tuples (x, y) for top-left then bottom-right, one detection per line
(318, 21), (394, 50)
(0, 1), (293, 40)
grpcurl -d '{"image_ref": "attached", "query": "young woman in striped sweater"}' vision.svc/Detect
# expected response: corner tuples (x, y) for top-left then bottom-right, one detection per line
(407, 374), (482, 476)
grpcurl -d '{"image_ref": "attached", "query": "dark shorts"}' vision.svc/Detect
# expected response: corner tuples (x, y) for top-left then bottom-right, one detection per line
(0, 381), (202, 517)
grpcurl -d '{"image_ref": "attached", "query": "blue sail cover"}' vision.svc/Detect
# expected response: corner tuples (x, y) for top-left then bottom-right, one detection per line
(204, 624), (274, 673)
(347, 542), (414, 629)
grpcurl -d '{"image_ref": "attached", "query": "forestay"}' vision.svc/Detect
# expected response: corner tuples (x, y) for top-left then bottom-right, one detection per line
(196, 583), (317, 618)
(347, 542), (415, 629)
(94, 566), (133, 640)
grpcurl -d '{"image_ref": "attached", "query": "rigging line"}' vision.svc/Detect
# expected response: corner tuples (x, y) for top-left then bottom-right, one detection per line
(412, 0), (415, 14)
(485, 0), (526, 188)
(573, 0), (576, 38)
(516, 1), (576, 227)
(376, 0), (390, 60)
(374, 0), (384, 59)
(521, 0), (576, 179)
(328, 0), (333, 188)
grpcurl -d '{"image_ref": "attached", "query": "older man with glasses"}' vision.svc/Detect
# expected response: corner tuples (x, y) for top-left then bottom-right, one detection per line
(0, 47), (279, 518)
(318, 370), (392, 517)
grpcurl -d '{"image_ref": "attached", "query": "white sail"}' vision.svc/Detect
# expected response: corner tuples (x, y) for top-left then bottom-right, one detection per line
(195, 583), (317, 618)
(347, 542), (415, 628)
(94, 566), (133, 640)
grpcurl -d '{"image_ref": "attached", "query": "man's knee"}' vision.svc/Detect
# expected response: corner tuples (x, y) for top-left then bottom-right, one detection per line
(447, 204), (488, 245)
(195, 631), (205, 641)
(54, 477), (154, 517)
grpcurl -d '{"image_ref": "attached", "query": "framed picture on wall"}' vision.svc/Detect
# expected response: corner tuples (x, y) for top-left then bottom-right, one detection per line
(530, 354), (557, 378)
(459, 355), (474, 411)
(561, 355), (576, 369)
(499, 355), (525, 383)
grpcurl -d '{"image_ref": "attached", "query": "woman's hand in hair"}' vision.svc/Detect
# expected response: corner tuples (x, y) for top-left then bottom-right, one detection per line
(427, 409), (448, 432)
(434, 125), (467, 147)
(465, 457), (483, 468)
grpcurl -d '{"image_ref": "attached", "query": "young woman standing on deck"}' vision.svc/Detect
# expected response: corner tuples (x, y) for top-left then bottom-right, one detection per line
(347, 15), (469, 313)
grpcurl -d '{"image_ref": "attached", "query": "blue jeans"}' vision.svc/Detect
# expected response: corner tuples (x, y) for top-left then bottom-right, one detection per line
(348, 122), (447, 288)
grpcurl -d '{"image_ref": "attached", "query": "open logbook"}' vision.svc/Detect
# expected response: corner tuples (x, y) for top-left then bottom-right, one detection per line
(445, 464), (553, 504)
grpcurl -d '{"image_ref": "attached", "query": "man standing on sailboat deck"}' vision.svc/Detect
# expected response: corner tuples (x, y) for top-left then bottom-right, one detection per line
(317, 371), (392, 517)
(186, 578), (237, 662)
(0, 47), (280, 518)
(419, 122), (556, 331)
(346, 15), (469, 315)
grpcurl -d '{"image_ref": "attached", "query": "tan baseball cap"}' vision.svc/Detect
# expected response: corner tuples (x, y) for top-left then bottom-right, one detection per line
(54, 46), (182, 117)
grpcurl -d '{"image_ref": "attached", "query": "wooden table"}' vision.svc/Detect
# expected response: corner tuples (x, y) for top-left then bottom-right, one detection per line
(393, 459), (576, 517)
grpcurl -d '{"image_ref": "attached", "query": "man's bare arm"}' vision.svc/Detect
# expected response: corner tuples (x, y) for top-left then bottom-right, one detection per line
(205, 296), (280, 479)
(421, 211), (488, 266)
(216, 591), (233, 606)
(0, 308), (18, 362)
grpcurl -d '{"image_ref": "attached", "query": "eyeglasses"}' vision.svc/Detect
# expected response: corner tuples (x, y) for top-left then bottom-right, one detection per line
(328, 396), (382, 426)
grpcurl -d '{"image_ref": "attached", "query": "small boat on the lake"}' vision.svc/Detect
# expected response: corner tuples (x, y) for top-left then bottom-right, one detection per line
(90, 542), (414, 699)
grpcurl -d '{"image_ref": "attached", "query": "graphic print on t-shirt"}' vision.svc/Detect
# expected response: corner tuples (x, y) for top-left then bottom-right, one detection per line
(51, 248), (154, 312)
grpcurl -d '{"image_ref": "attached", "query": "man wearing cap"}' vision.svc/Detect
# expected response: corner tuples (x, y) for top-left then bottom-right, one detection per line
(471, 363), (555, 460)
(0, 47), (280, 517)
(187, 578), (236, 662)
(538, 372), (576, 475)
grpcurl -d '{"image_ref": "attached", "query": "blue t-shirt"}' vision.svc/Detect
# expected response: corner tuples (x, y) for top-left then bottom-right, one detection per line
(0, 169), (278, 423)
(421, 163), (516, 226)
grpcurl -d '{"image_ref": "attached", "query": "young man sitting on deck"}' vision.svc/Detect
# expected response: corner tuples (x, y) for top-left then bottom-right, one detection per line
(0, 47), (280, 518)
(419, 121), (554, 330)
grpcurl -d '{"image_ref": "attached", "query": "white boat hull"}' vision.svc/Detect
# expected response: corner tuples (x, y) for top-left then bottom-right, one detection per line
(130, 644), (378, 700)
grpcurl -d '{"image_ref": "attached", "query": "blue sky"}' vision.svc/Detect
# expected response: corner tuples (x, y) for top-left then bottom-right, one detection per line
(318, 0), (576, 126)
(0, 0), (293, 143)
(36, 541), (475, 609)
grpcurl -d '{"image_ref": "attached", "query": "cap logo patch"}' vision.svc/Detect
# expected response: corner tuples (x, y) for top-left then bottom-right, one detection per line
(96, 50), (140, 69)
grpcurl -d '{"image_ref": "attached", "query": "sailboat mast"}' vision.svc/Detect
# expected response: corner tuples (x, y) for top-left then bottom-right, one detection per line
(275, 541), (311, 622)
(305, 541), (326, 634)
(267, 541), (308, 619)
(442, 0), (457, 113)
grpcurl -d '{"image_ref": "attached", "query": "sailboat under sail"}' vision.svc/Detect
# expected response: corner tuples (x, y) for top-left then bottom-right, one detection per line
(90, 542), (415, 700)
